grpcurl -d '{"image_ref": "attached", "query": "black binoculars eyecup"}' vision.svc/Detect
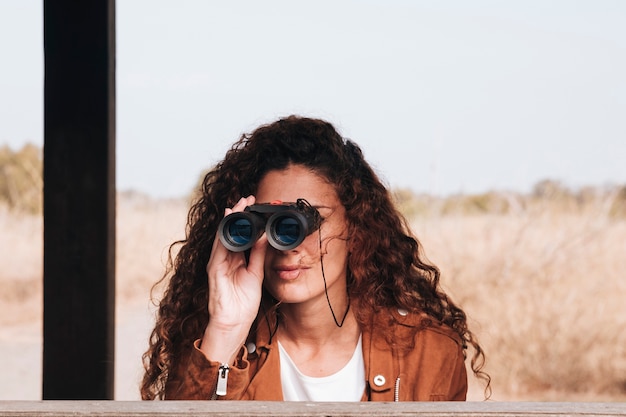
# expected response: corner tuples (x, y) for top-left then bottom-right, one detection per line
(218, 211), (265, 252)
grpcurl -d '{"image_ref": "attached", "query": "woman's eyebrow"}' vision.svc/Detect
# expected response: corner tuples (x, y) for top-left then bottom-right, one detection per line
(312, 204), (333, 210)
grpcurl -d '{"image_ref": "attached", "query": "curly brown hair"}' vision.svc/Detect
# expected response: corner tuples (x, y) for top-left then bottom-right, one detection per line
(141, 115), (490, 399)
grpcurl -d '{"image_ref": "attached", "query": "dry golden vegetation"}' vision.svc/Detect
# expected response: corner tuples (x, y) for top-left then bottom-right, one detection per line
(0, 144), (42, 214)
(401, 187), (626, 401)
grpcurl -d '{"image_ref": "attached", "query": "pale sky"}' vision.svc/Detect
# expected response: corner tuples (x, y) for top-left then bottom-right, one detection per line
(1, 1), (625, 198)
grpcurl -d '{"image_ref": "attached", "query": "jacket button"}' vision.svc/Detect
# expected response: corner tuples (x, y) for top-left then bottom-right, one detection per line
(246, 342), (256, 354)
(373, 375), (386, 386)
(397, 308), (408, 316)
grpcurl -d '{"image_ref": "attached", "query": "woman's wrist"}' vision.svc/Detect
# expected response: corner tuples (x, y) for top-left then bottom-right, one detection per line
(199, 321), (251, 365)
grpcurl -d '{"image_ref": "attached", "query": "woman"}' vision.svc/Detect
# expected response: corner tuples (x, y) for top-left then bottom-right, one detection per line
(141, 115), (490, 401)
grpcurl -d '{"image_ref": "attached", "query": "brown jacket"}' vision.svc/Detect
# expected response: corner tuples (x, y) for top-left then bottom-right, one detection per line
(165, 307), (468, 401)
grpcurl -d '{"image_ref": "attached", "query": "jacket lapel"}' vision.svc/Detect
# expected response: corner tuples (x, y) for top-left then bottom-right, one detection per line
(241, 313), (284, 400)
(362, 310), (397, 401)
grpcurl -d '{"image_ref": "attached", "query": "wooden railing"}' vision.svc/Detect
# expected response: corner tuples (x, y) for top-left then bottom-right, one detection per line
(0, 401), (625, 416)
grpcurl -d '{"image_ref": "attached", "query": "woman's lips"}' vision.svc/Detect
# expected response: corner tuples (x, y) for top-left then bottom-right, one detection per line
(274, 265), (306, 280)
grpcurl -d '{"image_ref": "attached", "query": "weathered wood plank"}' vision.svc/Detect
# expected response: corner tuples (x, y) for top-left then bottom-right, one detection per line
(0, 401), (624, 417)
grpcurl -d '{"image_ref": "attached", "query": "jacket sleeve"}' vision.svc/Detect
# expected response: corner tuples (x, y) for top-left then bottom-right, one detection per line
(446, 341), (468, 401)
(164, 340), (251, 400)
(425, 330), (468, 401)
(404, 325), (468, 401)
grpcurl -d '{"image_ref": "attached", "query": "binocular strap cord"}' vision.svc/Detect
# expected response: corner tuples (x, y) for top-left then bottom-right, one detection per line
(319, 229), (350, 328)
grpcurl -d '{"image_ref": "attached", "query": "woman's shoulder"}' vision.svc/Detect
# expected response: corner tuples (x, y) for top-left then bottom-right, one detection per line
(367, 306), (463, 346)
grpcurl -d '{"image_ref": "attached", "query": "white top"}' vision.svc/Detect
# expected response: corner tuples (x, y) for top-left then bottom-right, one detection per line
(278, 335), (366, 401)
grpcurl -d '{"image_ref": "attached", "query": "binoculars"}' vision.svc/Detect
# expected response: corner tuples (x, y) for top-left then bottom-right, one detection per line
(218, 199), (322, 252)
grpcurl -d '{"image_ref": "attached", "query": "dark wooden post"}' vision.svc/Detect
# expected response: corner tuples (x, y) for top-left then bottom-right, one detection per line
(43, 0), (116, 399)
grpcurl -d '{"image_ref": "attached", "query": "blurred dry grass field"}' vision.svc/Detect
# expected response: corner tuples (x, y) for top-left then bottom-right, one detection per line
(0, 194), (187, 327)
(1, 190), (625, 401)
(410, 193), (626, 401)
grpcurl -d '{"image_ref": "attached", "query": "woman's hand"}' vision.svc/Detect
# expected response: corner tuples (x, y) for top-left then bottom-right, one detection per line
(200, 196), (268, 365)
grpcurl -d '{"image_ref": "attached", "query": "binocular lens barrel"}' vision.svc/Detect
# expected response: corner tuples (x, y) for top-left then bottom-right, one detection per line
(218, 212), (265, 252)
(267, 214), (305, 248)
